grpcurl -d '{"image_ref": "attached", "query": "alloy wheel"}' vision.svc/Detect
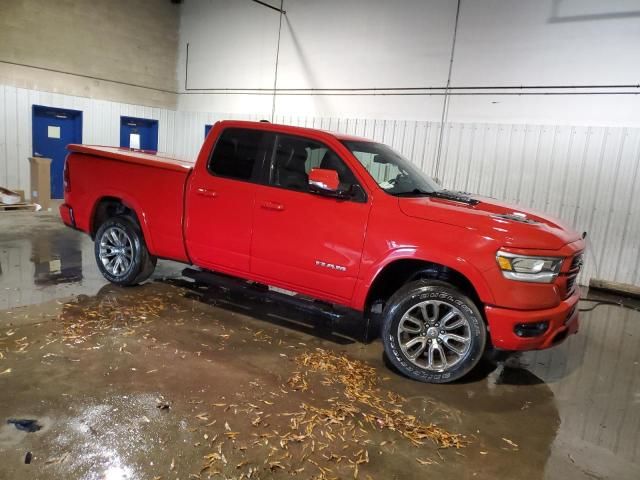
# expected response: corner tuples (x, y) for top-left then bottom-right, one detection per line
(397, 300), (472, 371)
(99, 226), (134, 277)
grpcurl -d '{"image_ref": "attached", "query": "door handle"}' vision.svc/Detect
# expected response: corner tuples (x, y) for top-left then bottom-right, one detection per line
(196, 187), (217, 198)
(261, 201), (285, 211)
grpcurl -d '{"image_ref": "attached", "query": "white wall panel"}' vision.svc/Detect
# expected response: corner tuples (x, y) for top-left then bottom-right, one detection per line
(177, 0), (640, 125)
(0, 84), (178, 194)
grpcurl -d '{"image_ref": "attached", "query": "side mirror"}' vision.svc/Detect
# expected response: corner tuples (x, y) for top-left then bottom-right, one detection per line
(309, 168), (340, 193)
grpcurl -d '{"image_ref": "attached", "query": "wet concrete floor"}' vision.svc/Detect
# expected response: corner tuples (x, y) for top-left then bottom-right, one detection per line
(0, 212), (639, 479)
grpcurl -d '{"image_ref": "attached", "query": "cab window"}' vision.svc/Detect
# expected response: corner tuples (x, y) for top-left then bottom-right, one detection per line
(269, 134), (360, 195)
(208, 128), (268, 182)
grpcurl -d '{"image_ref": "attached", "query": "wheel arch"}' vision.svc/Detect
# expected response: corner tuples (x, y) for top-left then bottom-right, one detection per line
(90, 195), (155, 253)
(361, 254), (494, 313)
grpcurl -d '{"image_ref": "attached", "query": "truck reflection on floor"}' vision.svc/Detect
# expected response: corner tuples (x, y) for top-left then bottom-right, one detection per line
(31, 235), (82, 286)
(165, 276), (365, 346)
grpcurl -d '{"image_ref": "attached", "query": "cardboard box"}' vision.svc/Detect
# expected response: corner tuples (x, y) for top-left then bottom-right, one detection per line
(29, 157), (52, 210)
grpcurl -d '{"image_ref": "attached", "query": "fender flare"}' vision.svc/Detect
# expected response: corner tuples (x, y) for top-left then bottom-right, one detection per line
(352, 247), (495, 311)
(89, 191), (156, 255)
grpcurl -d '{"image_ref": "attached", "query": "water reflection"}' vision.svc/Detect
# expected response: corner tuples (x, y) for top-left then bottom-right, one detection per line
(31, 234), (83, 286)
(0, 226), (95, 310)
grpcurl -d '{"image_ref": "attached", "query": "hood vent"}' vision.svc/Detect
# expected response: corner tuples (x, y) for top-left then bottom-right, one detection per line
(492, 212), (538, 224)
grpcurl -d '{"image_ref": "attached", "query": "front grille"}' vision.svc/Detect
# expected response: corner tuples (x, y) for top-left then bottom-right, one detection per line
(570, 253), (584, 271)
(564, 253), (584, 298)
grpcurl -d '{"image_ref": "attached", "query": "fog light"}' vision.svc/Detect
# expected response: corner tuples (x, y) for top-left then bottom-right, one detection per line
(514, 321), (549, 337)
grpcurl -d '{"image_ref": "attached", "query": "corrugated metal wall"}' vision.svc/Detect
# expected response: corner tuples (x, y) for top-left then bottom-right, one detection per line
(0, 84), (179, 194)
(2, 84), (639, 288)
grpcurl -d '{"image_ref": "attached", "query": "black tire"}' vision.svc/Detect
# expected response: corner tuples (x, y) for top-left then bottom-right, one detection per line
(94, 215), (157, 286)
(381, 280), (486, 384)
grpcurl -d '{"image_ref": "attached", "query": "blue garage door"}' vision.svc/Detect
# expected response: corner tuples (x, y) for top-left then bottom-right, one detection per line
(32, 105), (83, 199)
(120, 116), (159, 151)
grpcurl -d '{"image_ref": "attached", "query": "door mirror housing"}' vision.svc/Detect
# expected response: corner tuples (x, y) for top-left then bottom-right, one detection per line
(309, 168), (340, 193)
(308, 168), (361, 200)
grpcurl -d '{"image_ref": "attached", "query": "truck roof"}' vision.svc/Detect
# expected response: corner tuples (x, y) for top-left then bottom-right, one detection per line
(215, 120), (374, 143)
(66, 121), (375, 170)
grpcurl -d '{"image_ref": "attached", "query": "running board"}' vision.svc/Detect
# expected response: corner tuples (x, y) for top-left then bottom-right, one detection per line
(180, 267), (377, 343)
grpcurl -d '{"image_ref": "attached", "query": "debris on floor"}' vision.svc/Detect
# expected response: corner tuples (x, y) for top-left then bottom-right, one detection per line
(198, 348), (465, 479)
(7, 419), (43, 433)
(293, 349), (465, 448)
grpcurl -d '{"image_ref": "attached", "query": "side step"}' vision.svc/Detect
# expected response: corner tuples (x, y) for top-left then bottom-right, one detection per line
(181, 267), (376, 343)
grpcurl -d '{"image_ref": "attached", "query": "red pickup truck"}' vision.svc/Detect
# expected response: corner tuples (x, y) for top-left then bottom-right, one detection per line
(60, 120), (584, 383)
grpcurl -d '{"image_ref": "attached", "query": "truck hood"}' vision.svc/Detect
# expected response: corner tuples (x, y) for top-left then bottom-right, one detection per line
(398, 194), (581, 250)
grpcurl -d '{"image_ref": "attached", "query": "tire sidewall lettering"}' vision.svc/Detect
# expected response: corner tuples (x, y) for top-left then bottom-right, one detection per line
(382, 282), (486, 384)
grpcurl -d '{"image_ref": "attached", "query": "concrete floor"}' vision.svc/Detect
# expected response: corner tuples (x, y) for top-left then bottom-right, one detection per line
(0, 212), (639, 480)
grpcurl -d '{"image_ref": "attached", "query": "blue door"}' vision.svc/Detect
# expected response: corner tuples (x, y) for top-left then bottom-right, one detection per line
(205, 124), (213, 138)
(120, 116), (159, 151)
(32, 105), (83, 199)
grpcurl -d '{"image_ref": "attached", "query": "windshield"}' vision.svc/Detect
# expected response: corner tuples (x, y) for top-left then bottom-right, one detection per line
(341, 141), (441, 196)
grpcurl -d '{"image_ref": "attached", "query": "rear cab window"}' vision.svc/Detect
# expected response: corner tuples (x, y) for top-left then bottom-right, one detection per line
(208, 128), (270, 182)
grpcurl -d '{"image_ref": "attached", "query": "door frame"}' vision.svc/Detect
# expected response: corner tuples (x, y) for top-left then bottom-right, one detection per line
(31, 105), (83, 199)
(119, 116), (159, 151)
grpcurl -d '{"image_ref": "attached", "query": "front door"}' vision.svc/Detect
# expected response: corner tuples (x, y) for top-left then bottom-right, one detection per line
(120, 116), (159, 151)
(185, 127), (270, 274)
(32, 106), (83, 199)
(251, 133), (370, 304)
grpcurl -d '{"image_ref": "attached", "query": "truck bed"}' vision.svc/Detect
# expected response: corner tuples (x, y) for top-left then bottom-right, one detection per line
(67, 145), (194, 172)
(65, 145), (194, 262)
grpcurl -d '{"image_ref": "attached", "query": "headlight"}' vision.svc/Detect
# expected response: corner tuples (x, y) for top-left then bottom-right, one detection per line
(496, 250), (563, 283)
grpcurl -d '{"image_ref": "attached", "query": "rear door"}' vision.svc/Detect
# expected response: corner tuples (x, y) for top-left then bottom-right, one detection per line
(251, 133), (370, 304)
(185, 127), (270, 274)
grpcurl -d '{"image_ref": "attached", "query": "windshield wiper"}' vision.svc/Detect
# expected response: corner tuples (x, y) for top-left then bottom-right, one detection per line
(395, 188), (479, 205)
(393, 188), (432, 197)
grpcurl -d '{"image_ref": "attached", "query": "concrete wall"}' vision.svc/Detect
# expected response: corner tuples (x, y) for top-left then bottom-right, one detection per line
(177, 0), (640, 125)
(0, 0), (179, 109)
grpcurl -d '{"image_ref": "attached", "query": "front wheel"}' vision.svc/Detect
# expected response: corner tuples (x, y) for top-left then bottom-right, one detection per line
(94, 216), (157, 286)
(381, 280), (486, 384)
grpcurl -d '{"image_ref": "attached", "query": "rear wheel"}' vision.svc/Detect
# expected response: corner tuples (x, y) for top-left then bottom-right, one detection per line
(94, 216), (156, 286)
(381, 280), (486, 383)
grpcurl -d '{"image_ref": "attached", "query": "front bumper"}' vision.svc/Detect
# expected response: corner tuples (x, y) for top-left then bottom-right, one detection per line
(485, 288), (580, 351)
